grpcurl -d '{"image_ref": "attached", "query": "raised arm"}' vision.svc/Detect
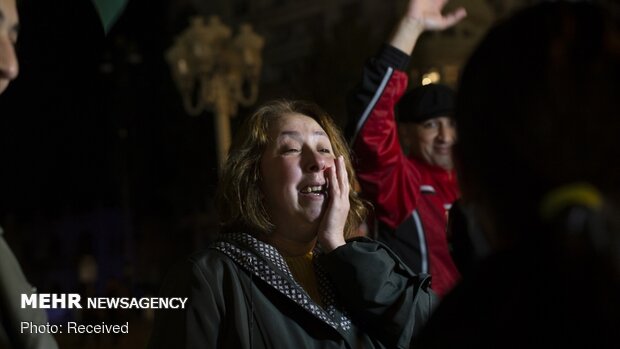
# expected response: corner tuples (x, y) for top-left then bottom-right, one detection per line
(347, 0), (466, 143)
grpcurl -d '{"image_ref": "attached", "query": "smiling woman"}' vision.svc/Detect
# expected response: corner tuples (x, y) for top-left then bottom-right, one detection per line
(147, 99), (437, 349)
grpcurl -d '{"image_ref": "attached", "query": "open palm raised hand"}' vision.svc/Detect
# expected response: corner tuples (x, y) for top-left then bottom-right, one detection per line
(406, 0), (467, 31)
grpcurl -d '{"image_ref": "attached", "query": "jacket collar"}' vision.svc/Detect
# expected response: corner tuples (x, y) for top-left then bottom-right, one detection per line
(210, 232), (353, 332)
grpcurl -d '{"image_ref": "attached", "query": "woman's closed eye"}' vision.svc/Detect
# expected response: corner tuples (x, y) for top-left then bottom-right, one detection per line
(282, 148), (300, 154)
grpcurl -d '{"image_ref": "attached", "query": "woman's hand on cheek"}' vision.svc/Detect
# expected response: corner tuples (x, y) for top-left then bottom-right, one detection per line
(317, 156), (349, 252)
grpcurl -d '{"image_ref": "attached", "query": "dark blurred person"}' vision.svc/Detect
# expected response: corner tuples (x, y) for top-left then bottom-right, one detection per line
(415, 1), (620, 347)
(0, 0), (59, 348)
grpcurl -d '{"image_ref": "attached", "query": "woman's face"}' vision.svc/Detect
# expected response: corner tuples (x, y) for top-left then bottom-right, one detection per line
(260, 113), (336, 242)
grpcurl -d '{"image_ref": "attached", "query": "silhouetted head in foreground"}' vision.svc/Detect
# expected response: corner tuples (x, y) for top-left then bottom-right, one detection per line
(455, 1), (620, 268)
(416, 3), (620, 348)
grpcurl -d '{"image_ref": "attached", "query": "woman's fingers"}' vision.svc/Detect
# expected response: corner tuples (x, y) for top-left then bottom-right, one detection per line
(327, 159), (339, 198)
(327, 156), (349, 203)
(337, 156), (349, 198)
(318, 156), (349, 252)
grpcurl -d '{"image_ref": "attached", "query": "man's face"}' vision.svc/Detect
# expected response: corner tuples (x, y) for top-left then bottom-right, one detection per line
(0, 0), (19, 95)
(405, 116), (456, 170)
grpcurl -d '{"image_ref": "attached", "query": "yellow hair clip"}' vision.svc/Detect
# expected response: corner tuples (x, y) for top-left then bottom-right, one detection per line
(540, 183), (603, 220)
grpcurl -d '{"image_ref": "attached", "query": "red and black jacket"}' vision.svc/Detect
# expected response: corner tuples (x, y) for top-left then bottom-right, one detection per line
(346, 45), (460, 297)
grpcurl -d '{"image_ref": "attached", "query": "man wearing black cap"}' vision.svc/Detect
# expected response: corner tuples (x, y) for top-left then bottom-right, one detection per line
(397, 84), (456, 171)
(346, 0), (466, 298)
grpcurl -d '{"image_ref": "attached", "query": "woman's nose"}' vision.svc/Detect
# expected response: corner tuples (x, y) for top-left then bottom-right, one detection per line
(305, 150), (328, 173)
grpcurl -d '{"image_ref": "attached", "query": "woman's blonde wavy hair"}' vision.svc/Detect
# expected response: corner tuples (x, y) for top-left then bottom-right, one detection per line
(217, 99), (367, 239)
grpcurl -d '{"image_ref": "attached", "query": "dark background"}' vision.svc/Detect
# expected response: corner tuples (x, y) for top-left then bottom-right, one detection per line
(4, 0), (617, 347)
(0, 0), (403, 303)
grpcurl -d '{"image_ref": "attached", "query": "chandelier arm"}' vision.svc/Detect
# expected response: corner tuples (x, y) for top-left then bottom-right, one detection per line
(237, 79), (260, 107)
(182, 94), (204, 116)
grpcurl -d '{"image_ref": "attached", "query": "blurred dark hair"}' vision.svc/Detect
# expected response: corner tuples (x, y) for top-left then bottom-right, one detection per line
(455, 1), (620, 245)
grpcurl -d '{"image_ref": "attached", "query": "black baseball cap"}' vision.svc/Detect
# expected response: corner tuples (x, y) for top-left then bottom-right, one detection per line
(397, 83), (455, 123)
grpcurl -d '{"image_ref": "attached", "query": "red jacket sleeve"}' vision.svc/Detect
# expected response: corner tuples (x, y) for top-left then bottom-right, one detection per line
(347, 45), (421, 229)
